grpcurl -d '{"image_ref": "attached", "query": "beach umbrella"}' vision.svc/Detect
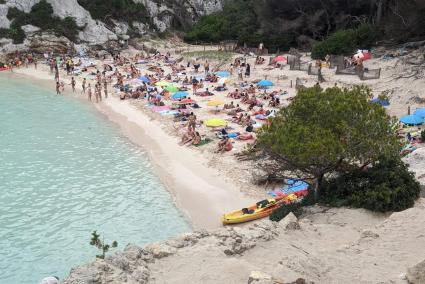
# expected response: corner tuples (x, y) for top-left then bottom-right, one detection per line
(257, 80), (274, 87)
(273, 56), (287, 62)
(176, 99), (195, 105)
(172, 91), (189, 100)
(207, 99), (225, 107)
(165, 85), (179, 93)
(400, 114), (424, 125)
(371, 98), (390, 107)
(155, 81), (171, 87)
(414, 108), (425, 118)
(205, 118), (227, 127)
(138, 76), (150, 83)
(215, 71), (230, 78)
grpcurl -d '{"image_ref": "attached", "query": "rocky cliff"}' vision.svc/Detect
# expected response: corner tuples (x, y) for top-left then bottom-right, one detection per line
(0, 0), (223, 54)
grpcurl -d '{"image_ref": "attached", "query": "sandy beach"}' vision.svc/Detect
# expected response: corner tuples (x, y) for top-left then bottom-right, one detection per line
(6, 42), (425, 230)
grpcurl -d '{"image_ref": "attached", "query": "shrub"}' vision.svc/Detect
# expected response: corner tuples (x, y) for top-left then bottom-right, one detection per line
(321, 157), (420, 212)
(311, 29), (357, 59)
(270, 202), (303, 222)
(311, 24), (379, 59)
(421, 130), (425, 142)
(77, 0), (148, 24)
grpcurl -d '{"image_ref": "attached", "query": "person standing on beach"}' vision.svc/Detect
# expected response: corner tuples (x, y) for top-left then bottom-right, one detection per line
(9, 60), (13, 72)
(56, 81), (61, 95)
(82, 78), (86, 94)
(103, 79), (108, 99)
(87, 84), (92, 101)
(34, 58), (37, 70)
(94, 83), (99, 103)
(98, 82), (102, 102)
(71, 77), (76, 93)
(204, 60), (209, 75)
(237, 66), (243, 80)
(245, 63), (251, 77)
(49, 59), (54, 74)
(54, 64), (59, 82)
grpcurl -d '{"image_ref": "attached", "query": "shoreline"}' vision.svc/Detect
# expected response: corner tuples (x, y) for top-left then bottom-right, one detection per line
(3, 66), (256, 229)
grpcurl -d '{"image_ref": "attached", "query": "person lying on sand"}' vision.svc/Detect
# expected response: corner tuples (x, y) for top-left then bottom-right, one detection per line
(228, 89), (241, 99)
(247, 85), (256, 94)
(223, 101), (235, 110)
(216, 137), (233, 153)
(227, 104), (244, 116)
(192, 131), (202, 146)
(237, 132), (255, 141)
(180, 128), (195, 145)
(215, 84), (227, 92)
(232, 113), (244, 124)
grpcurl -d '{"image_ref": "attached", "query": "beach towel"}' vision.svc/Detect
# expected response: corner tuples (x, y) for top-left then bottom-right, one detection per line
(268, 179), (309, 197)
(194, 138), (213, 147)
(152, 106), (170, 113)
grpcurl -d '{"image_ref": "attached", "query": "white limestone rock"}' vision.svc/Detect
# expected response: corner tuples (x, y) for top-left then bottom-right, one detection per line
(21, 24), (40, 35)
(0, 5), (10, 29)
(407, 259), (425, 284)
(78, 22), (117, 44)
(281, 212), (301, 231)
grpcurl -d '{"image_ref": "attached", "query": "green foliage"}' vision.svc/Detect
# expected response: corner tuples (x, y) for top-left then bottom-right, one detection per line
(321, 157), (420, 212)
(4, 0), (80, 43)
(311, 24), (379, 59)
(90, 231), (118, 259)
(184, 0), (296, 52)
(270, 202), (303, 222)
(256, 86), (400, 200)
(270, 190), (316, 222)
(77, 0), (148, 25)
(421, 130), (425, 142)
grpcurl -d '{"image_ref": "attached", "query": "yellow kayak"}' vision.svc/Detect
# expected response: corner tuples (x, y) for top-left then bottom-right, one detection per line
(222, 195), (298, 225)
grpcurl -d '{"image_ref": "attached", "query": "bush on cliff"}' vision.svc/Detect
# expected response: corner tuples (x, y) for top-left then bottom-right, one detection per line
(311, 24), (378, 59)
(5, 0), (80, 43)
(77, 0), (149, 25)
(320, 157), (421, 212)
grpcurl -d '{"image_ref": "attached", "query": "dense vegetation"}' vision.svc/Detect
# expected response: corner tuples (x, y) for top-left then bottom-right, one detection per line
(248, 86), (419, 220)
(185, 0), (425, 52)
(321, 157), (421, 212)
(311, 24), (379, 59)
(3, 0), (80, 44)
(77, 0), (149, 26)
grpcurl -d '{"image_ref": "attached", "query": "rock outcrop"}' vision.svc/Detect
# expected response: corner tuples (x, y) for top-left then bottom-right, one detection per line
(0, 0), (224, 53)
(62, 220), (284, 283)
(407, 259), (425, 284)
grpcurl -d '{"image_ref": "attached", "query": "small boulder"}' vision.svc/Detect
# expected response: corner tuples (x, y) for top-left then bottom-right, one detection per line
(360, 230), (380, 239)
(144, 243), (177, 259)
(407, 259), (425, 283)
(247, 271), (273, 284)
(281, 212), (301, 231)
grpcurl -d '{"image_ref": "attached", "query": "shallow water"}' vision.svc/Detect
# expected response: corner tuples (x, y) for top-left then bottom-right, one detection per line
(0, 76), (190, 283)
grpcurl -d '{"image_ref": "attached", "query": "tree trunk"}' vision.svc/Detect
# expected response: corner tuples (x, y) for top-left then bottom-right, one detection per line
(313, 173), (324, 202)
(376, 0), (385, 25)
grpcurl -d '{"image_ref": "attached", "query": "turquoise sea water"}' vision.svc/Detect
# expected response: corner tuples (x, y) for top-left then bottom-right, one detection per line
(0, 76), (190, 283)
